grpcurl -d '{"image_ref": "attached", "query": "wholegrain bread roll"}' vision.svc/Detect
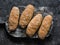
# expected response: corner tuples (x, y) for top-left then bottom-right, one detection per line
(26, 14), (43, 37)
(19, 4), (35, 28)
(38, 15), (52, 39)
(8, 6), (19, 31)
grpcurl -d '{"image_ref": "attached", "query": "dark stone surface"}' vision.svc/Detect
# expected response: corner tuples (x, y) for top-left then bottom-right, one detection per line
(0, 0), (60, 45)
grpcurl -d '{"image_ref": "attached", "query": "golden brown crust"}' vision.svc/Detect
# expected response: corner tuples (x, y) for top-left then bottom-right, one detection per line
(38, 15), (52, 39)
(19, 4), (35, 28)
(8, 6), (19, 31)
(26, 14), (43, 37)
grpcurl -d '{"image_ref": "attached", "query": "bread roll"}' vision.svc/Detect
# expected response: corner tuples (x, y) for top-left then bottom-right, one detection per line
(26, 14), (43, 37)
(8, 6), (19, 31)
(19, 4), (35, 28)
(38, 15), (52, 39)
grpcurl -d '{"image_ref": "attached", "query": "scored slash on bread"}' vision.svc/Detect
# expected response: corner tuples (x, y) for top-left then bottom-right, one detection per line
(26, 14), (43, 37)
(8, 6), (20, 31)
(19, 4), (35, 28)
(38, 15), (52, 39)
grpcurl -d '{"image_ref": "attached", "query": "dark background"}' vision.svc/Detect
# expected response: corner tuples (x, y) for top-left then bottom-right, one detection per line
(0, 0), (60, 45)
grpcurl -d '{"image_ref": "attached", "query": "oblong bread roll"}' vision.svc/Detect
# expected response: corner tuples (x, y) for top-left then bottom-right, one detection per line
(19, 4), (35, 28)
(26, 14), (43, 37)
(8, 6), (19, 31)
(38, 15), (52, 39)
